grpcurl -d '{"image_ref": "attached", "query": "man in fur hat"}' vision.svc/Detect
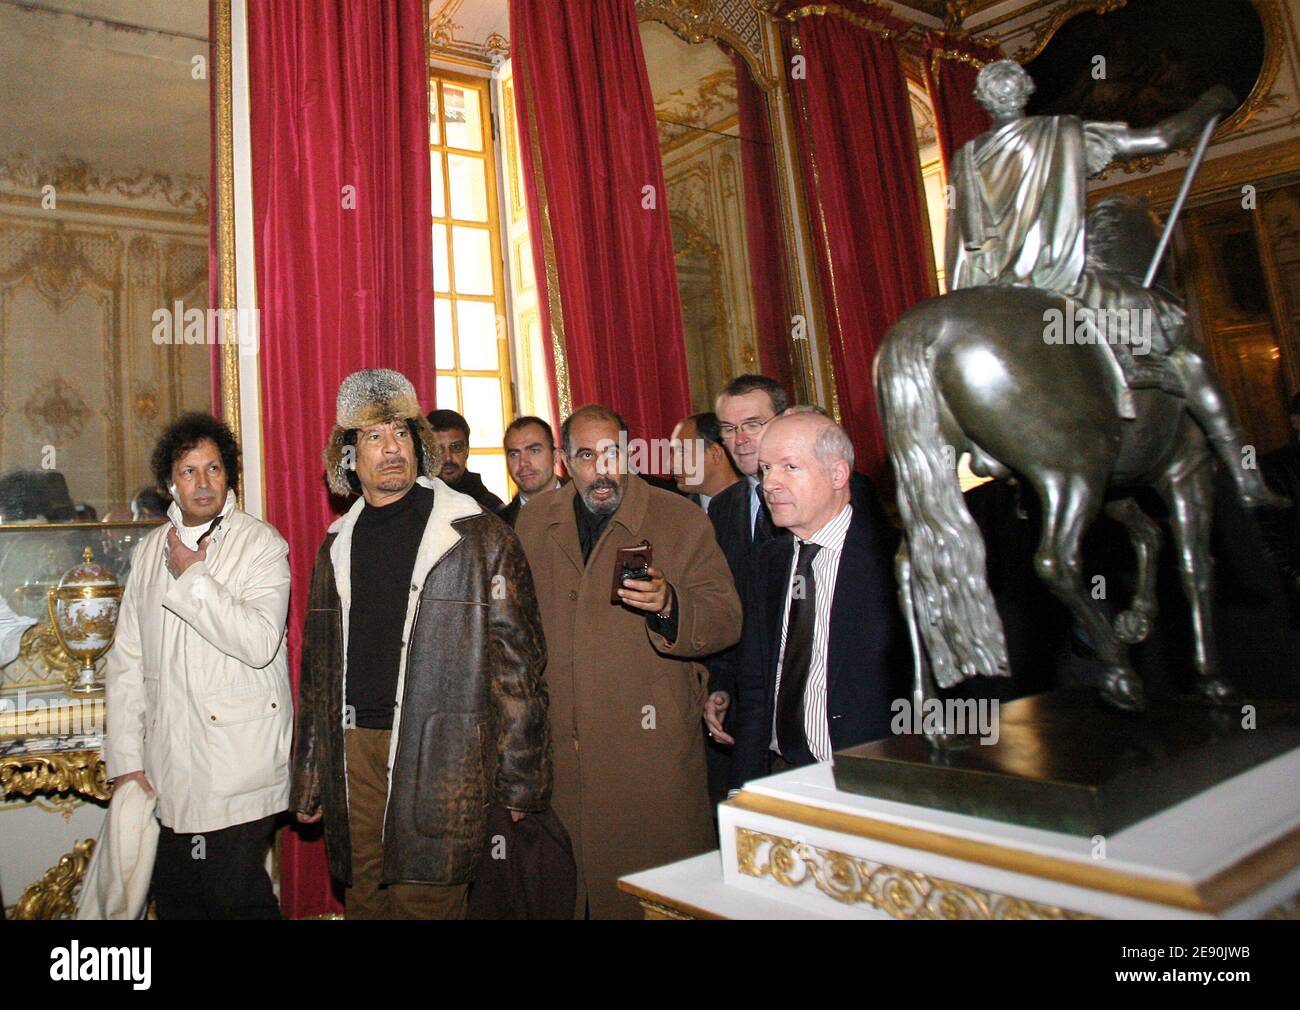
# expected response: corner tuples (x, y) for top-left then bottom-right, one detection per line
(290, 369), (552, 919)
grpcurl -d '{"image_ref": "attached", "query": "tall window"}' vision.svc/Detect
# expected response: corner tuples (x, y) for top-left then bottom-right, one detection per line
(431, 71), (513, 501)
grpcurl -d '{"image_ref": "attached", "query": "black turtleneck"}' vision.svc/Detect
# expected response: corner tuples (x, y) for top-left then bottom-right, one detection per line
(573, 491), (613, 564)
(346, 482), (435, 729)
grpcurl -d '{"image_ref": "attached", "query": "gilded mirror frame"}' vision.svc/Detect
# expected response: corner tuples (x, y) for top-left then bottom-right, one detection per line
(0, 0), (242, 529)
(213, 0), (242, 487)
(1, 0), (237, 687)
(634, 0), (831, 409)
(1014, 0), (1287, 163)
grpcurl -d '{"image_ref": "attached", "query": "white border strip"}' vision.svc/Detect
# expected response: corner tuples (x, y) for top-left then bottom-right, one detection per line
(231, 0), (265, 518)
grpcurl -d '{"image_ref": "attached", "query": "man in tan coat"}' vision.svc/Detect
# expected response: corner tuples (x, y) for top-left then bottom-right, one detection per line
(515, 404), (741, 918)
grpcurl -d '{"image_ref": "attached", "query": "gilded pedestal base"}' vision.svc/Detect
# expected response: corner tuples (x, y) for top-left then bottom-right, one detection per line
(9, 838), (94, 920)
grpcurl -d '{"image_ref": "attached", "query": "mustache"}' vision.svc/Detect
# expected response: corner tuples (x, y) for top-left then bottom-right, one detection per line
(587, 477), (619, 493)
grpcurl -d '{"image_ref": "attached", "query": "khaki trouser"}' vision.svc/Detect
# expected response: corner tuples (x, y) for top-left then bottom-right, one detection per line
(344, 727), (469, 920)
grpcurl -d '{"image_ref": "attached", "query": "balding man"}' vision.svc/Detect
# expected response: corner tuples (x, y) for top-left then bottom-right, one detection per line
(515, 403), (741, 918)
(729, 413), (905, 788)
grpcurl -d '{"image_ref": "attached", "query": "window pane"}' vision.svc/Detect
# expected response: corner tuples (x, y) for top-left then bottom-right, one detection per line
(434, 297), (454, 369)
(474, 453), (509, 504)
(442, 83), (482, 152)
(436, 375), (459, 413)
(461, 376), (503, 447)
(448, 153), (488, 222)
(457, 301), (498, 371)
(429, 85), (440, 145)
(431, 153), (445, 219)
(433, 224), (449, 293)
(452, 227), (493, 295)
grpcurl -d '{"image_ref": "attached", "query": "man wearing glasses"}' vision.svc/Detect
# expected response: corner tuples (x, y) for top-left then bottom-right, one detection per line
(699, 375), (788, 803)
(426, 408), (505, 513)
(514, 403), (740, 917)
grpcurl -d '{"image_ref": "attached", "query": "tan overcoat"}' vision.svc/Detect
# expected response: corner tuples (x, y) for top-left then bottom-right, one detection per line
(515, 475), (741, 918)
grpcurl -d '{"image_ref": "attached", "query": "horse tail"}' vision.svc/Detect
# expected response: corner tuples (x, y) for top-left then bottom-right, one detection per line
(875, 309), (1009, 687)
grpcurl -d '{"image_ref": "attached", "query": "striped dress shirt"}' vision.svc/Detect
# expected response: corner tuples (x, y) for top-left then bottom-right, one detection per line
(770, 503), (853, 762)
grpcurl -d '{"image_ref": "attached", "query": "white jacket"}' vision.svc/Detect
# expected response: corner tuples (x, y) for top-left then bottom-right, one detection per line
(75, 777), (159, 920)
(104, 492), (293, 833)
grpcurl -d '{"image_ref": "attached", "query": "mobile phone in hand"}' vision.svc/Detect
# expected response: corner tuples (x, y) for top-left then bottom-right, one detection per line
(610, 541), (653, 605)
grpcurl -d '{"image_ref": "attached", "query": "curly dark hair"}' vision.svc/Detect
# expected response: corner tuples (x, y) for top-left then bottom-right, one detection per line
(151, 413), (241, 493)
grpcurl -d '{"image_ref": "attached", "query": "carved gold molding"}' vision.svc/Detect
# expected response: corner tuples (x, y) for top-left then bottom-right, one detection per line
(637, 0), (775, 91)
(1092, 135), (1300, 210)
(763, 2), (900, 39)
(729, 789), (1300, 913)
(13, 621), (83, 691)
(428, 0), (509, 68)
(639, 897), (697, 919)
(737, 827), (1092, 919)
(0, 192), (206, 227)
(0, 792), (84, 821)
(1013, 1), (1288, 157)
(0, 750), (111, 803)
(674, 223), (737, 394)
(0, 155), (208, 215)
(1012, 0), (1127, 64)
(213, 0), (241, 494)
(501, 79), (524, 224)
(655, 70), (741, 143)
(11, 838), (94, 920)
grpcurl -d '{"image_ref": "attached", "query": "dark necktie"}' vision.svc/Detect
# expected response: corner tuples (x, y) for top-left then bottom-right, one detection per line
(775, 541), (821, 758)
(752, 494), (774, 546)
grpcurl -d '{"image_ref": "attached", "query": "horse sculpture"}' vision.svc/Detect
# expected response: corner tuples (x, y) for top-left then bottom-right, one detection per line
(877, 196), (1232, 719)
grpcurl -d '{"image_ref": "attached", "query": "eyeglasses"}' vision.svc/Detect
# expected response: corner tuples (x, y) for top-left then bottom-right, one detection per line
(718, 417), (773, 441)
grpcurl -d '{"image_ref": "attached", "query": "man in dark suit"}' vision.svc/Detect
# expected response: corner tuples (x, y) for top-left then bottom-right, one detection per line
(730, 411), (904, 788)
(700, 376), (791, 803)
(670, 411), (739, 512)
(427, 409), (505, 513)
(498, 416), (563, 527)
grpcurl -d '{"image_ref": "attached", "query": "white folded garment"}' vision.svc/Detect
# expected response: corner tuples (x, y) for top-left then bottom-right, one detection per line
(75, 778), (159, 920)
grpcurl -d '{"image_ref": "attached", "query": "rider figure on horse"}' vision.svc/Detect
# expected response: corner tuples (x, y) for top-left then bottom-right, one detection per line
(948, 59), (1287, 510)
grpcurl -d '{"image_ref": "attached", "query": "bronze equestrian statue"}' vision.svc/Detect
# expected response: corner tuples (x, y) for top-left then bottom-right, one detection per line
(876, 61), (1289, 720)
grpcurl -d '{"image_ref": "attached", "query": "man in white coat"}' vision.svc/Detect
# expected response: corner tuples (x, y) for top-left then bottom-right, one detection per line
(104, 413), (292, 919)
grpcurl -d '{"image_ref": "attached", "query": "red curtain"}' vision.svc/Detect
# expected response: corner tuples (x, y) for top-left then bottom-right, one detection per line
(924, 31), (1003, 171)
(510, 0), (690, 447)
(778, 0), (935, 477)
(732, 49), (796, 403)
(248, 0), (433, 919)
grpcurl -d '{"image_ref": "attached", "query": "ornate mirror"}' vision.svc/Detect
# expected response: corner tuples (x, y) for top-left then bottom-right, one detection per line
(637, 15), (800, 412)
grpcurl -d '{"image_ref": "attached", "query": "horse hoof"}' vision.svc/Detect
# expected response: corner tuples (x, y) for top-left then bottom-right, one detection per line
(1115, 609), (1152, 644)
(1197, 677), (1236, 705)
(1101, 669), (1146, 712)
(1242, 488), (1291, 511)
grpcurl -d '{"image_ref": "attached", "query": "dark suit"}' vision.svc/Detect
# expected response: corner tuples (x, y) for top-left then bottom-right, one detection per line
(730, 499), (905, 790)
(706, 472), (888, 701)
(706, 480), (773, 694)
(447, 470), (504, 513)
(701, 479), (775, 805)
(497, 495), (524, 528)
(496, 480), (566, 529)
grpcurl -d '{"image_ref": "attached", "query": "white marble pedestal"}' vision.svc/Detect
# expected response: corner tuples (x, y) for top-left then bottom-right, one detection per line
(619, 749), (1300, 920)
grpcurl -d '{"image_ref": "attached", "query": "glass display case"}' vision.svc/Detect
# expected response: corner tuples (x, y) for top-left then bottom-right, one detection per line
(0, 520), (160, 757)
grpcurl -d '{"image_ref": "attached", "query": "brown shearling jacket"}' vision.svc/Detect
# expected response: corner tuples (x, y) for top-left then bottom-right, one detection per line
(290, 478), (551, 886)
